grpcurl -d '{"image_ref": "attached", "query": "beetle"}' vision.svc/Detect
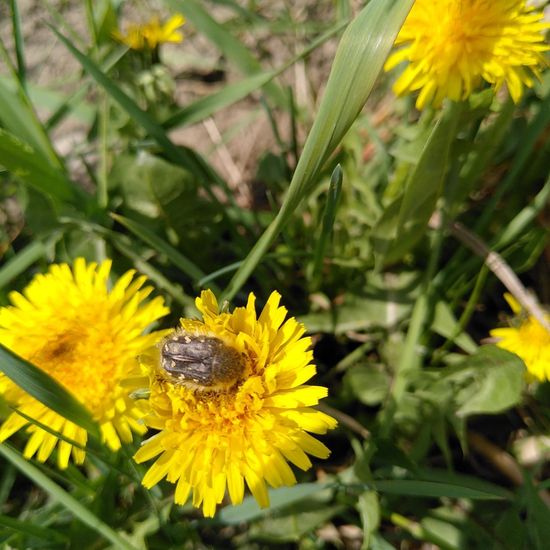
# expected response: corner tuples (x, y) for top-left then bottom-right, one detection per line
(160, 331), (245, 392)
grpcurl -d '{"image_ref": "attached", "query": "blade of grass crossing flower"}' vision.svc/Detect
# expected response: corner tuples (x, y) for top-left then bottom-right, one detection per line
(222, 0), (415, 301)
(0, 344), (99, 437)
(0, 444), (137, 550)
(0, 240), (49, 290)
(165, 0), (286, 107)
(50, 26), (229, 203)
(311, 164), (343, 288)
(163, 20), (348, 130)
(9, 0), (26, 90)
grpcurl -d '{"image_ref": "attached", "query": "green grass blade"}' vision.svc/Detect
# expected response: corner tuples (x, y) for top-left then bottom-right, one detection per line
(0, 514), (68, 543)
(0, 240), (49, 289)
(222, 0), (414, 300)
(0, 76), (61, 170)
(50, 26), (228, 199)
(0, 128), (87, 207)
(165, 71), (278, 130)
(311, 164), (343, 287)
(0, 344), (98, 437)
(9, 0), (26, 90)
(0, 444), (137, 550)
(372, 480), (509, 500)
(163, 20), (347, 130)
(110, 213), (207, 285)
(493, 172), (550, 249)
(0, 36), (61, 168)
(165, 0), (286, 106)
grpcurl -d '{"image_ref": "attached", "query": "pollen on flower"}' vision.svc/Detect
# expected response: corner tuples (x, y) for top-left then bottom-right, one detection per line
(113, 13), (186, 50)
(134, 290), (337, 517)
(0, 258), (169, 468)
(490, 293), (550, 381)
(384, 0), (550, 109)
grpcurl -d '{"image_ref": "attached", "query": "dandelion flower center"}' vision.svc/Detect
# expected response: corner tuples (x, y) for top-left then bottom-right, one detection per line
(385, 0), (549, 108)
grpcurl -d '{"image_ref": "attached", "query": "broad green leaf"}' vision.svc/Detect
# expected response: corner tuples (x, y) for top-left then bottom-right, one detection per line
(248, 504), (345, 542)
(444, 346), (525, 417)
(219, 482), (332, 524)
(0, 444), (136, 550)
(357, 491), (380, 550)
(345, 366), (390, 406)
(420, 517), (462, 550)
(109, 152), (225, 272)
(0, 344), (98, 437)
(223, 0), (415, 300)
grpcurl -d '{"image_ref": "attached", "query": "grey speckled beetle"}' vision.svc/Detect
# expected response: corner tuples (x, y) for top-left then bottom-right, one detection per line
(160, 331), (245, 391)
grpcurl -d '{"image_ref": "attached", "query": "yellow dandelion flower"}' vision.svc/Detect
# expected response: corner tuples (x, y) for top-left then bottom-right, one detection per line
(490, 293), (550, 381)
(134, 290), (337, 517)
(114, 14), (185, 50)
(385, 0), (549, 109)
(0, 258), (168, 468)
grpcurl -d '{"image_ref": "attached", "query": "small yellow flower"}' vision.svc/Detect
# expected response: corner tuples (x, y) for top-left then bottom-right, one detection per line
(134, 290), (337, 517)
(491, 293), (550, 381)
(0, 259), (168, 468)
(114, 14), (185, 50)
(385, 0), (549, 109)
